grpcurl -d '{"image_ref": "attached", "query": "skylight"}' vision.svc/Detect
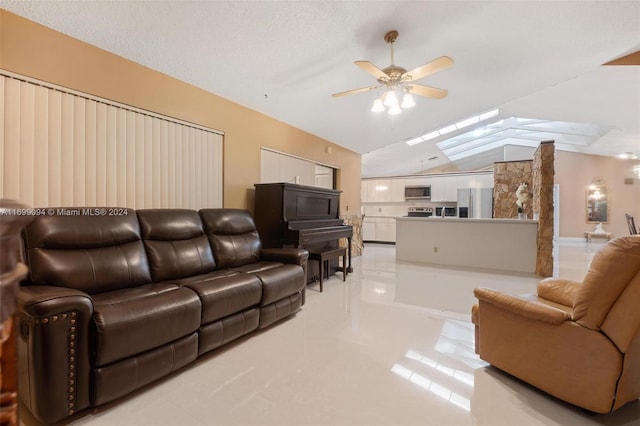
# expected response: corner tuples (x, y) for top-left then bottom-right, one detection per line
(435, 117), (613, 162)
(405, 109), (499, 146)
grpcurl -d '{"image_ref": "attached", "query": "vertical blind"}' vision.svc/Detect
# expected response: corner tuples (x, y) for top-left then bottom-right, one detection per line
(0, 72), (223, 210)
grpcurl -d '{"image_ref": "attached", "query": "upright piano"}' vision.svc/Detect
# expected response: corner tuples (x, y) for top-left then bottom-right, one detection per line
(254, 183), (353, 281)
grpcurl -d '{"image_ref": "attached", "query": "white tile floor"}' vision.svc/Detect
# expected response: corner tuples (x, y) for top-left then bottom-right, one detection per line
(22, 240), (640, 425)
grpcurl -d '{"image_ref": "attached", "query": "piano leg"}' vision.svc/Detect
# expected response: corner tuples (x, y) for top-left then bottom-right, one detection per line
(347, 236), (353, 273)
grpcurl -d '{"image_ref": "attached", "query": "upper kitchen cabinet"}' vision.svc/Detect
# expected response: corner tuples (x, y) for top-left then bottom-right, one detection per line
(457, 172), (494, 189)
(362, 179), (392, 202)
(430, 176), (458, 202)
(390, 179), (407, 202)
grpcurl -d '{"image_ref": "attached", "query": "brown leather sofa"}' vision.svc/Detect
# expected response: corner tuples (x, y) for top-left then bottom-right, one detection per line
(472, 235), (640, 413)
(17, 208), (308, 424)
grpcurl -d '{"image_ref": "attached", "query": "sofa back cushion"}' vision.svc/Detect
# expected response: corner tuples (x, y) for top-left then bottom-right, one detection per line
(23, 209), (151, 294)
(137, 209), (215, 281)
(573, 236), (640, 330)
(199, 209), (261, 269)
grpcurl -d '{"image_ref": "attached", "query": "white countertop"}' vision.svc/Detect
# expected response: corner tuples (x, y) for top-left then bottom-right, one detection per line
(396, 217), (538, 224)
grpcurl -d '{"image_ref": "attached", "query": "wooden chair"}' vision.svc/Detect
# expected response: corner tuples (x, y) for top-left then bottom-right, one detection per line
(625, 214), (638, 235)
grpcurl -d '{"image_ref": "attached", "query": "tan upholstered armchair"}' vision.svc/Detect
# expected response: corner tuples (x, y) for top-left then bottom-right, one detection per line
(471, 236), (640, 413)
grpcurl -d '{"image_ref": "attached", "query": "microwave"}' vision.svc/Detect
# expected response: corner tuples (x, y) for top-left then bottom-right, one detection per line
(404, 185), (431, 200)
(435, 206), (457, 217)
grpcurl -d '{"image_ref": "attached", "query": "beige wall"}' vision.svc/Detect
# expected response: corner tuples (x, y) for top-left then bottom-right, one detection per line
(0, 10), (361, 213)
(555, 151), (640, 238)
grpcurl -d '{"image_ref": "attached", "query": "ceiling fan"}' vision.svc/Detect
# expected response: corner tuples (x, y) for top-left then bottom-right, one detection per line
(332, 30), (453, 114)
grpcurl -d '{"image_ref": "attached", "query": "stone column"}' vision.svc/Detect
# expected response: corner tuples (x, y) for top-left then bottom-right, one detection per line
(533, 141), (555, 277)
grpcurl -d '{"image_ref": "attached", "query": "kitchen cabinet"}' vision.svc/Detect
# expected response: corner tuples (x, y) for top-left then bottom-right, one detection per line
(362, 172), (493, 204)
(362, 219), (376, 241)
(430, 176), (457, 202)
(376, 219), (396, 242)
(390, 179), (406, 202)
(362, 179), (391, 202)
(362, 217), (396, 243)
(457, 173), (494, 189)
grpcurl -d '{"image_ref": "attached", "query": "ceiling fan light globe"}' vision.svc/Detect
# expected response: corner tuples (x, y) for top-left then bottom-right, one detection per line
(382, 90), (399, 108)
(371, 98), (385, 112)
(401, 93), (416, 108)
(388, 104), (402, 115)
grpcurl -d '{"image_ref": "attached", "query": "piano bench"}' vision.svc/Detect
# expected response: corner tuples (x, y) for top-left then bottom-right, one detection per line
(308, 247), (348, 292)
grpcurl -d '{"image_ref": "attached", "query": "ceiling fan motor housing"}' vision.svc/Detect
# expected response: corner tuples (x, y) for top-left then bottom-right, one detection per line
(379, 65), (408, 85)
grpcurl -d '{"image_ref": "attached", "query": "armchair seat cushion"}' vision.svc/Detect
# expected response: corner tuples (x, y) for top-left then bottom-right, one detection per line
(92, 285), (201, 366)
(176, 271), (262, 324)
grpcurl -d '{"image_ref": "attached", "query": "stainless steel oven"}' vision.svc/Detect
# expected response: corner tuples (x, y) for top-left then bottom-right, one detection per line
(407, 207), (433, 217)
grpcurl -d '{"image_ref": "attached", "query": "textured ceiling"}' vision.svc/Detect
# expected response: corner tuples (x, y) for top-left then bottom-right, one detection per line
(1, 1), (639, 177)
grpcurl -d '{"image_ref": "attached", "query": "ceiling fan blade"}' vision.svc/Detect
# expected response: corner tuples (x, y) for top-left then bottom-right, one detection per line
(355, 61), (388, 80)
(331, 85), (379, 98)
(408, 84), (448, 99)
(402, 56), (454, 81)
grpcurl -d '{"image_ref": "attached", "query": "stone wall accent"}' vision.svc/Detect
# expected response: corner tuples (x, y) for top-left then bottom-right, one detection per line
(493, 160), (533, 219)
(340, 214), (363, 257)
(533, 141), (555, 277)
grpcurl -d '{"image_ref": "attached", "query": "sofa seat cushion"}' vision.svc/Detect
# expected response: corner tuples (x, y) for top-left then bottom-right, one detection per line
(236, 264), (304, 306)
(175, 271), (262, 324)
(230, 261), (283, 274)
(92, 284), (201, 366)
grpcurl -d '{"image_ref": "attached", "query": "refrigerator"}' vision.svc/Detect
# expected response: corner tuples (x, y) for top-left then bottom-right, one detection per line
(458, 188), (494, 219)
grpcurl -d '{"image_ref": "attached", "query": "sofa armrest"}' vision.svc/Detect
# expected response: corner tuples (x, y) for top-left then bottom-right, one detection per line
(17, 285), (94, 424)
(260, 248), (309, 266)
(474, 287), (572, 325)
(536, 278), (582, 307)
(260, 248), (309, 305)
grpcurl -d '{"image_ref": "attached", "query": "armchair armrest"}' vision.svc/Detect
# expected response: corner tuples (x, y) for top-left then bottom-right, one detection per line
(260, 248), (309, 266)
(474, 287), (572, 325)
(537, 278), (582, 307)
(17, 285), (94, 424)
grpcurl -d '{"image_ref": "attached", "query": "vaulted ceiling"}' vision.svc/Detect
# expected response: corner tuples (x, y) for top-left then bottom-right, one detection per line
(2, 1), (639, 177)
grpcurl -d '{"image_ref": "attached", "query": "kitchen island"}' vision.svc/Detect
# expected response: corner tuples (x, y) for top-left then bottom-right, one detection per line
(395, 217), (538, 273)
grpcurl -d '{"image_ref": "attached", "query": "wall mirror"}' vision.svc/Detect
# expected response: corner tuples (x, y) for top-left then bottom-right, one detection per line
(586, 178), (608, 223)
